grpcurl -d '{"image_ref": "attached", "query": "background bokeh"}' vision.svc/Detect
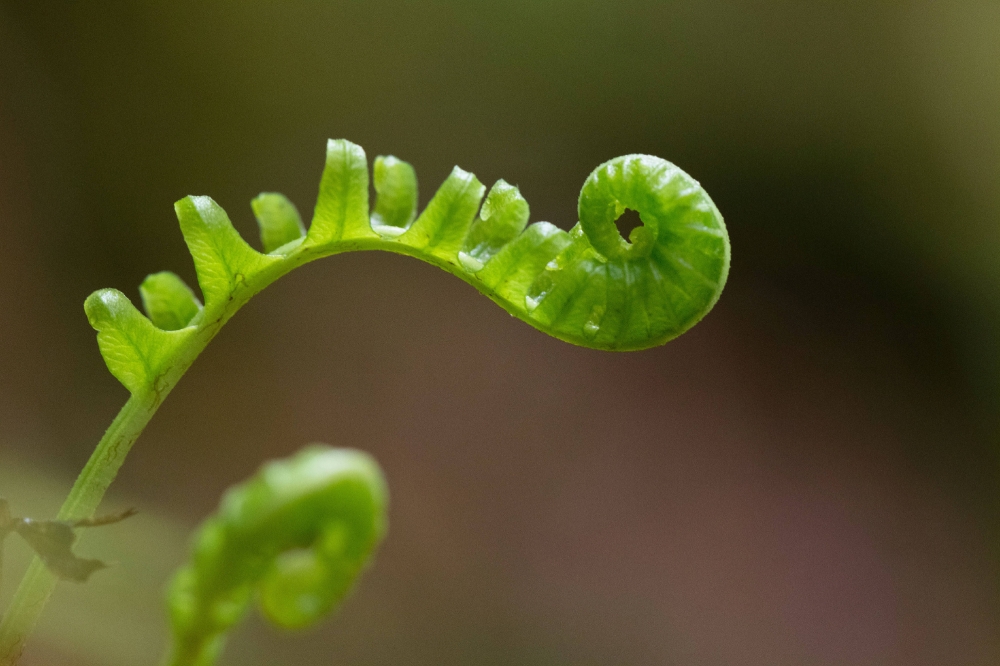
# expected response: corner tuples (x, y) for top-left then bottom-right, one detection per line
(2, 2), (1000, 664)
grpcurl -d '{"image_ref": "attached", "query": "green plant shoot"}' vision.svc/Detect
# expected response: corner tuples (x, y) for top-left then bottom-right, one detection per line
(0, 139), (729, 664)
(164, 445), (387, 666)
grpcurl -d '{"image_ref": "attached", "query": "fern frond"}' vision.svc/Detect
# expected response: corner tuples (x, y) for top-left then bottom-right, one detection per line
(86, 139), (729, 399)
(164, 445), (387, 666)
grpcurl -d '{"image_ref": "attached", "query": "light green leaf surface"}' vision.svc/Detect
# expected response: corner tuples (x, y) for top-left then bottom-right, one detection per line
(174, 196), (281, 315)
(251, 193), (306, 254)
(84, 289), (194, 397)
(308, 139), (373, 245)
(139, 272), (203, 332)
(371, 155), (418, 237)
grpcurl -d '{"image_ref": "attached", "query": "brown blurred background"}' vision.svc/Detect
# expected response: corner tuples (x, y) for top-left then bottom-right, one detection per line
(2, 2), (1000, 664)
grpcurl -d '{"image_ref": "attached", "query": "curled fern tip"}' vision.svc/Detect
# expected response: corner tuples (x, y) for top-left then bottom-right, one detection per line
(84, 139), (729, 396)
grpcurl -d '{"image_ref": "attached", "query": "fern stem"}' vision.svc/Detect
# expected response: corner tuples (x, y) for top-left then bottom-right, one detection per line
(0, 393), (158, 665)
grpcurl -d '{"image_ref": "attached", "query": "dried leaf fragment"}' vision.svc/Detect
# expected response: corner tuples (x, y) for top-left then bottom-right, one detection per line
(0, 500), (137, 583)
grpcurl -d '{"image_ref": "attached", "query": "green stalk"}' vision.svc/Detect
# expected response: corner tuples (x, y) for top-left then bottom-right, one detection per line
(0, 394), (158, 664)
(0, 249), (301, 664)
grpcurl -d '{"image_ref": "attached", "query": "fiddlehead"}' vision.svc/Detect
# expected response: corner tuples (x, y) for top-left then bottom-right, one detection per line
(85, 140), (729, 404)
(164, 445), (388, 666)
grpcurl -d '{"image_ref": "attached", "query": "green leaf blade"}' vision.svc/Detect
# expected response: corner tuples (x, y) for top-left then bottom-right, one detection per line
(308, 139), (373, 245)
(476, 221), (573, 301)
(252, 193), (306, 254)
(84, 289), (192, 395)
(371, 155), (418, 238)
(139, 272), (203, 331)
(459, 179), (530, 272)
(174, 196), (275, 312)
(397, 166), (485, 261)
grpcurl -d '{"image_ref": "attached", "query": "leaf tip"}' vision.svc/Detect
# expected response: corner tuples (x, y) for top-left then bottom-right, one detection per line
(139, 271), (203, 330)
(252, 193), (306, 254)
(84, 288), (131, 330)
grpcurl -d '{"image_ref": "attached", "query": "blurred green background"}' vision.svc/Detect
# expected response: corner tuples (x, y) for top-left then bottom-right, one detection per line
(2, 2), (1000, 664)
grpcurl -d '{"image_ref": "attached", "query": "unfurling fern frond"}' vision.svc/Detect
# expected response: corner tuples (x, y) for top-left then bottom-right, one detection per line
(0, 140), (731, 665)
(164, 445), (387, 666)
(85, 139), (729, 402)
